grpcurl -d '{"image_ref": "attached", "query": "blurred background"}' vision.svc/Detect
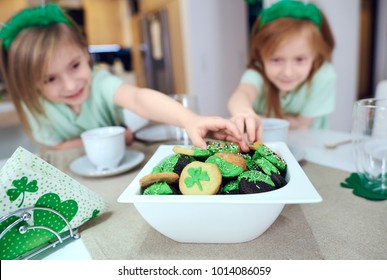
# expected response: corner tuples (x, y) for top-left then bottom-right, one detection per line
(0, 0), (386, 158)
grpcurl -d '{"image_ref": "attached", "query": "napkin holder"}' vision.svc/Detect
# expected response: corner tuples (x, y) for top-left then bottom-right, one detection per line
(0, 206), (80, 260)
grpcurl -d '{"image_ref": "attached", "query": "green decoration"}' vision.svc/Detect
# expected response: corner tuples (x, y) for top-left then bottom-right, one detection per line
(184, 167), (210, 191)
(0, 3), (73, 51)
(152, 154), (179, 173)
(143, 182), (173, 195)
(6, 176), (38, 208)
(207, 140), (239, 154)
(221, 180), (239, 194)
(34, 193), (78, 232)
(340, 173), (387, 201)
(0, 193), (78, 260)
(254, 144), (286, 170)
(192, 147), (212, 158)
(205, 156), (243, 177)
(239, 170), (275, 187)
(259, 0), (322, 30)
(254, 157), (280, 175)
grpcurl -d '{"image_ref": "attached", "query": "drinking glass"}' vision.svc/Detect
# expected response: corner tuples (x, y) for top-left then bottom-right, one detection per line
(352, 98), (387, 194)
(171, 94), (198, 145)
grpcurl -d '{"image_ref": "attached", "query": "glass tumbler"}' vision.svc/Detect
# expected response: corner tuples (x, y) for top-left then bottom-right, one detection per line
(352, 98), (387, 194)
(171, 94), (198, 145)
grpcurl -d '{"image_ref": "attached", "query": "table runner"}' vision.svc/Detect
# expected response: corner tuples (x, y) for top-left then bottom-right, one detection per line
(42, 142), (322, 259)
(300, 162), (387, 260)
(41, 142), (387, 259)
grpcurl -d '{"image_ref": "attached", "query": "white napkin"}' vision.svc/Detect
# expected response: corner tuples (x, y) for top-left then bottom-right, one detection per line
(0, 147), (109, 259)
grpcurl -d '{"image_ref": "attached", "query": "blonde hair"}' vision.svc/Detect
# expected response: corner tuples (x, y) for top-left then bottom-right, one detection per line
(248, 13), (335, 118)
(0, 21), (90, 139)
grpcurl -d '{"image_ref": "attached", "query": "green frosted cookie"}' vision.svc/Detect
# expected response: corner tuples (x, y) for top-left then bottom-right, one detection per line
(143, 182), (174, 195)
(206, 155), (244, 177)
(206, 140), (240, 154)
(238, 170), (276, 194)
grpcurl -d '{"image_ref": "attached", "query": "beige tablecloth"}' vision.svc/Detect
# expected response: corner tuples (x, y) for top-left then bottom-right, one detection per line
(42, 142), (387, 260)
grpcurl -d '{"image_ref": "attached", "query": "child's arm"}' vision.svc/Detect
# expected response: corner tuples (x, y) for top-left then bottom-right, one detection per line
(228, 83), (262, 143)
(50, 138), (83, 150)
(113, 83), (249, 151)
(49, 128), (133, 150)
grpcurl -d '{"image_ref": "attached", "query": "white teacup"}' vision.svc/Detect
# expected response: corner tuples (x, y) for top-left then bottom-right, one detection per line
(262, 118), (290, 143)
(81, 126), (125, 171)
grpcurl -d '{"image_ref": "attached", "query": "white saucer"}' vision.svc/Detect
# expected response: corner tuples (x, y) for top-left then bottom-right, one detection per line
(135, 124), (177, 142)
(69, 150), (145, 177)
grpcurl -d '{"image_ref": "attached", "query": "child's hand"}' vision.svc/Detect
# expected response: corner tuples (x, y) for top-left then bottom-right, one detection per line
(124, 128), (134, 145)
(184, 116), (250, 152)
(230, 112), (262, 144)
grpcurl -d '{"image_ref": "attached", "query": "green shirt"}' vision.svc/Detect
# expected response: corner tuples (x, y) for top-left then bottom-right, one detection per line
(240, 63), (337, 129)
(26, 69), (125, 146)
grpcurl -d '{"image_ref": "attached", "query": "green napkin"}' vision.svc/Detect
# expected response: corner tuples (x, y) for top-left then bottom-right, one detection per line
(0, 147), (109, 259)
(340, 173), (387, 200)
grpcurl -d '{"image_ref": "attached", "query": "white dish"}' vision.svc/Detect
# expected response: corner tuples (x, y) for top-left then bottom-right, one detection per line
(118, 143), (321, 243)
(135, 124), (177, 142)
(70, 150), (144, 177)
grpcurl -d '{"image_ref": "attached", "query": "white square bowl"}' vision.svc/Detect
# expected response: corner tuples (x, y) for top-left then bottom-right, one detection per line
(118, 142), (322, 243)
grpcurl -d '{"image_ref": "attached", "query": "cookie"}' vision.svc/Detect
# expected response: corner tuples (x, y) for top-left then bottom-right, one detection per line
(248, 156), (279, 175)
(172, 146), (211, 158)
(179, 161), (222, 195)
(253, 143), (287, 172)
(139, 172), (179, 188)
(152, 153), (193, 175)
(205, 152), (246, 177)
(143, 182), (175, 195)
(238, 170), (276, 194)
(206, 139), (240, 154)
(220, 179), (240, 194)
(248, 141), (263, 151)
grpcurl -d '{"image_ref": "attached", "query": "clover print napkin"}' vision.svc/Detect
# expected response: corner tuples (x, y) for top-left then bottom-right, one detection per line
(0, 147), (109, 259)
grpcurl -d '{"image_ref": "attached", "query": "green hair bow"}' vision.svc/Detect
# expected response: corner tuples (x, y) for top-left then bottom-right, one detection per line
(0, 4), (73, 51)
(259, 0), (322, 29)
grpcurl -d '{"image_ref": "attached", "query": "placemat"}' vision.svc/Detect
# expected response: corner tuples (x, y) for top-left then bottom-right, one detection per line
(43, 142), (321, 260)
(300, 162), (387, 260)
(40, 142), (387, 260)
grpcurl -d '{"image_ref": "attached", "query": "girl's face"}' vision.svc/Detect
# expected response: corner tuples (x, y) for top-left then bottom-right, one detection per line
(263, 32), (314, 93)
(39, 41), (91, 114)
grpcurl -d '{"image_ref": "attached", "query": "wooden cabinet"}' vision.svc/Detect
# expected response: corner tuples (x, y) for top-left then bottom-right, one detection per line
(0, 0), (26, 22)
(83, 0), (131, 47)
(0, 0), (132, 47)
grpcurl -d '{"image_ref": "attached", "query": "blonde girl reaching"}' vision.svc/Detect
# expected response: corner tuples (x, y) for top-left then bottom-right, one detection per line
(0, 4), (248, 151)
(228, 0), (336, 143)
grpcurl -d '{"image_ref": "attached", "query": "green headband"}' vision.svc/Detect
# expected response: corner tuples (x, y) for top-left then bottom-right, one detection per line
(0, 4), (73, 51)
(259, 0), (322, 29)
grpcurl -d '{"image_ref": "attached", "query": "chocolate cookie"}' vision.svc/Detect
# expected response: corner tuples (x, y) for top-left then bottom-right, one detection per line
(253, 143), (287, 173)
(220, 179), (240, 194)
(143, 182), (175, 195)
(238, 170), (276, 194)
(152, 153), (193, 175)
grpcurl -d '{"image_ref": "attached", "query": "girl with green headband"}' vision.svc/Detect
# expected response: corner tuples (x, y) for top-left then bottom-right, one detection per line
(228, 0), (336, 142)
(0, 4), (248, 151)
